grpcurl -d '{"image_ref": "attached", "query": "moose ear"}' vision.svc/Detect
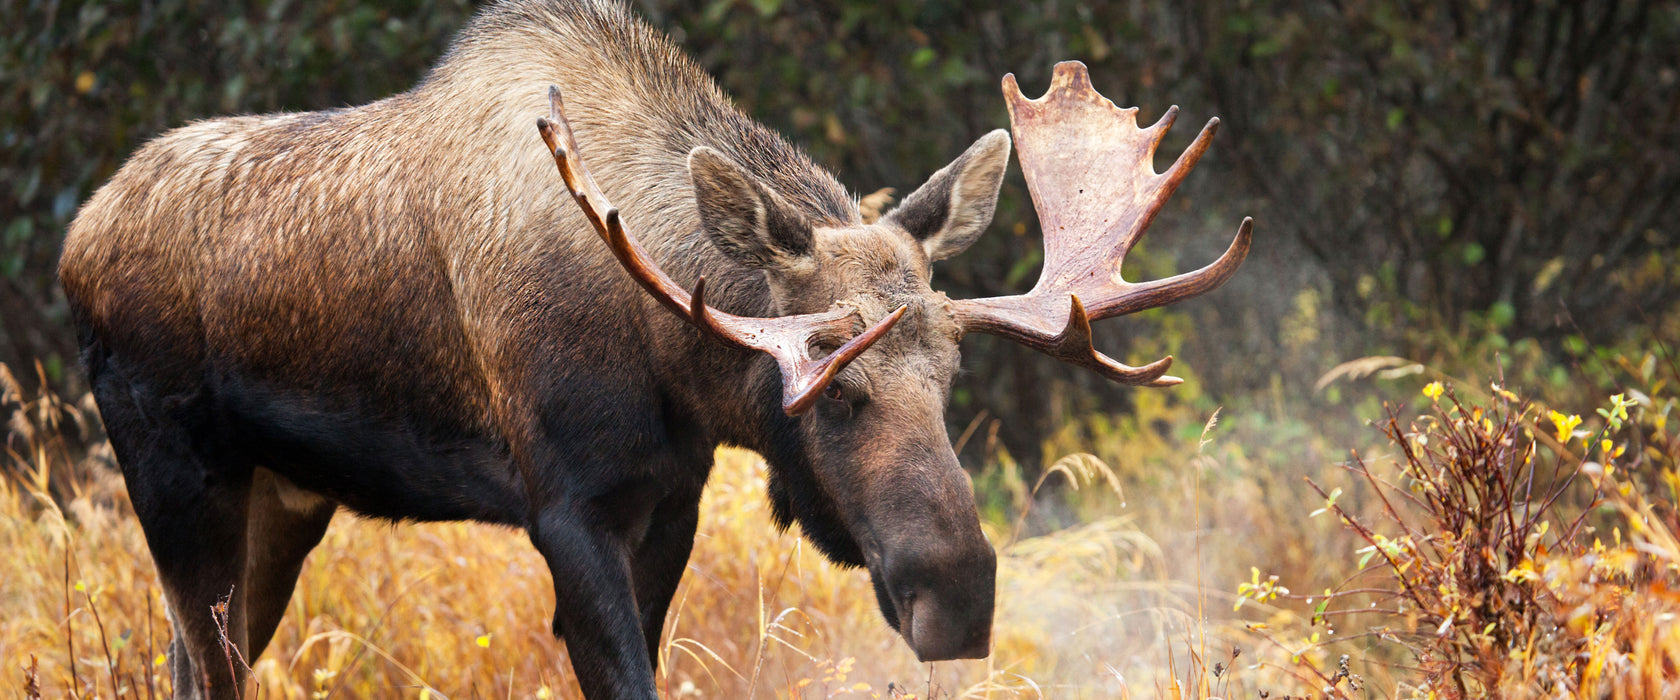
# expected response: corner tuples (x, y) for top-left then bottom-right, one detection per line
(887, 129), (1011, 261)
(689, 146), (813, 270)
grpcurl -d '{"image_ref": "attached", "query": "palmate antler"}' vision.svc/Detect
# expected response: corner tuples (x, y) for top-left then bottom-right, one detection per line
(952, 61), (1252, 386)
(536, 86), (906, 415)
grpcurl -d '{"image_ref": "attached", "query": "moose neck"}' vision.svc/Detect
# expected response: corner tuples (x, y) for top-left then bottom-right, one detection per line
(413, 2), (862, 461)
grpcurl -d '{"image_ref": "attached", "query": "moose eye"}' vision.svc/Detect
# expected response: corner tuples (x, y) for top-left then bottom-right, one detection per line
(823, 384), (845, 403)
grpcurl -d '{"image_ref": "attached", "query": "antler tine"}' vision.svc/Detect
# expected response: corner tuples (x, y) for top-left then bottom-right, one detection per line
(782, 305), (909, 414)
(1117, 114), (1219, 261)
(539, 87), (696, 323)
(1162, 117), (1219, 191)
(1058, 295), (1177, 385)
(537, 87), (611, 240)
(694, 277), (909, 414)
(538, 85), (906, 415)
(1099, 216), (1253, 318)
(953, 61), (1251, 391)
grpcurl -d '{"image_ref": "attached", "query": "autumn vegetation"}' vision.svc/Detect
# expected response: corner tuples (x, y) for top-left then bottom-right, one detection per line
(6, 335), (1680, 698)
(5, 1), (1680, 698)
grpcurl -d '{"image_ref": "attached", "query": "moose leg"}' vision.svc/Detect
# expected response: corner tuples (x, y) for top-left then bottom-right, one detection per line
(631, 492), (701, 670)
(131, 469), (253, 700)
(529, 508), (660, 700)
(95, 384), (253, 699)
(242, 469), (336, 661)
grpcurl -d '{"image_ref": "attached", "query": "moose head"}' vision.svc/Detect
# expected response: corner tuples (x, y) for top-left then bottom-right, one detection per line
(538, 60), (1252, 662)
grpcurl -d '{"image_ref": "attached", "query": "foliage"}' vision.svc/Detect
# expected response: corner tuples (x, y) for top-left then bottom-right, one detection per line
(644, 0), (1680, 451)
(1193, 0), (1680, 343)
(6, 1), (1674, 466)
(1237, 357), (1680, 697)
(4, 3), (1680, 690)
(7, 335), (1680, 697)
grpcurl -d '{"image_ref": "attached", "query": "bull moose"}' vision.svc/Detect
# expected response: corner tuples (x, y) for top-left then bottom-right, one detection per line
(57, 1), (1250, 698)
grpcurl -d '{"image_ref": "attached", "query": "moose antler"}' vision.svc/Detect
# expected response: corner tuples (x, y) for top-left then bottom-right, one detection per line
(537, 86), (905, 415)
(952, 61), (1252, 386)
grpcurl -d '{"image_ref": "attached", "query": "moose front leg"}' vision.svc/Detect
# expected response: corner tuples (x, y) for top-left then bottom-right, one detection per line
(632, 491), (702, 669)
(529, 508), (660, 700)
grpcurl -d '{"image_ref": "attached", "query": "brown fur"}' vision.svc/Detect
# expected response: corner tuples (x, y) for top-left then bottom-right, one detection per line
(59, 2), (1011, 698)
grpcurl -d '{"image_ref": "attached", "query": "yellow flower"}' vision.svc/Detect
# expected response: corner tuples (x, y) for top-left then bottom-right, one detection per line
(1548, 411), (1582, 443)
(1422, 381), (1444, 401)
(475, 634), (491, 648)
(1503, 561), (1540, 583)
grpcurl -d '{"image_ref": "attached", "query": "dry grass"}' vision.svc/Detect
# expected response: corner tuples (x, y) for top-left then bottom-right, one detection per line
(8, 350), (1680, 699)
(0, 362), (1241, 699)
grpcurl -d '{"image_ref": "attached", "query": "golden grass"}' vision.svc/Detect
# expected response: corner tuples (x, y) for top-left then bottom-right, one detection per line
(1, 364), (1233, 699)
(9, 353), (1680, 699)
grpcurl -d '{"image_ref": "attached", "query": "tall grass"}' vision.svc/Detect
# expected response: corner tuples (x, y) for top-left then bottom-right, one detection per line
(0, 362), (1237, 698)
(6, 349), (1680, 698)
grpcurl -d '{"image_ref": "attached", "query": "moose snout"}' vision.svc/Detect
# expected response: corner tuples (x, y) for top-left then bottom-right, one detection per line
(907, 574), (995, 661)
(880, 534), (997, 662)
(857, 433), (998, 661)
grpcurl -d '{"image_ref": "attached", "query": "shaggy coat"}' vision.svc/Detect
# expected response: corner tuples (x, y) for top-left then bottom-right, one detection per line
(60, 1), (1009, 698)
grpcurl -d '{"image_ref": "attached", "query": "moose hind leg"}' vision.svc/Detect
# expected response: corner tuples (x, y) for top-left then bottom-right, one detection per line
(242, 469), (335, 661)
(95, 379), (253, 699)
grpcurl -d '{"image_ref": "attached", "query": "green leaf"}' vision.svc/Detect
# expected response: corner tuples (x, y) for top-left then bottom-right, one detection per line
(1310, 487), (1342, 518)
(1385, 108), (1405, 131)
(1311, 594), (1331, 624)
(3, 217), (34, 246)
(1488, 301), (1514, 329)
(1462, 242), (1485, 265)
(1250, 38), (1284, 58)
(910, 47), (936, 70)
(1004, 248), (1042, 288)
(1356, 546), (1378, 570)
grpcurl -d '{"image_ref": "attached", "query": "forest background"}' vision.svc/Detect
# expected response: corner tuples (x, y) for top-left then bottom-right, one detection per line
(3, 1), (1679, 697)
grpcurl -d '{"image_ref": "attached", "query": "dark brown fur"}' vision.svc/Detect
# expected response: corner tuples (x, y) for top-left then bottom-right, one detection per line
(60, 2), (1012, 698)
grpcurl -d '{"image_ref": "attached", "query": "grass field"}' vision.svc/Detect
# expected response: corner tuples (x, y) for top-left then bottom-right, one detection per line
(0, 361), (1237, 699)
(5, 353), (1680, 698)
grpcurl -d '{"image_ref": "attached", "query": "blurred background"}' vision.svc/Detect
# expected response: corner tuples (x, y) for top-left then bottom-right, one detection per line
(4, 0), (1677, 478)
(4, 1), (1680, 696)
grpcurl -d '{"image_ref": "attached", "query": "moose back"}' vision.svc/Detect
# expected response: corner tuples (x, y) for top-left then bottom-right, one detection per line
(57, 1), (1249, 698)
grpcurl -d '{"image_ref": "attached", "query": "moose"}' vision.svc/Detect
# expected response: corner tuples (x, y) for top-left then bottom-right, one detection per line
(58, 1), (1249, 698)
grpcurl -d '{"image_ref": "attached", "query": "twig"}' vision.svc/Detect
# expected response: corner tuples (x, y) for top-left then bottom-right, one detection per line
(64, 546), (81, 696)
(85, 587), (122, 699)
(145, 590), (157, 700)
